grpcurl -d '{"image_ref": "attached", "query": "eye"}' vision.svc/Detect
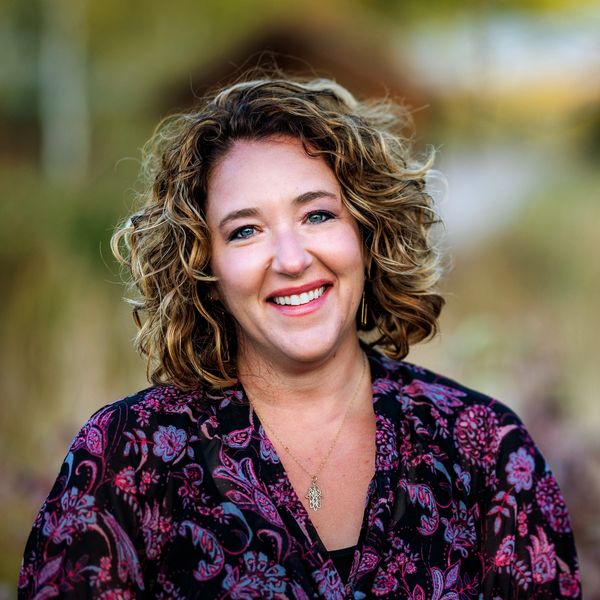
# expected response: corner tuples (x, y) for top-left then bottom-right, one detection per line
(228, 225), (256, 241)
(306, 210), (335, 224)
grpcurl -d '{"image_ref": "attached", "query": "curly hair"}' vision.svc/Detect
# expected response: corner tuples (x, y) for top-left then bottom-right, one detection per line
(111, 74), (445, 390)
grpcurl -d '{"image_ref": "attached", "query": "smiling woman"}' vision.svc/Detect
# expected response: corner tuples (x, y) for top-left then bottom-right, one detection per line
(206, 137), (365, 370)
(19, 75), (580, 598)
(108, 76), (444, 391)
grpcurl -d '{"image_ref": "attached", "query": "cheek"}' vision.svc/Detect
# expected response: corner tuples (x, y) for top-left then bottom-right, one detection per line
(327, 229), (365, 275)
(212, 250), (263, 304)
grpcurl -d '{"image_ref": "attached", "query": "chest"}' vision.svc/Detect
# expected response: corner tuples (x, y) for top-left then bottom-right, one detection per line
(271, 412), (377, 551)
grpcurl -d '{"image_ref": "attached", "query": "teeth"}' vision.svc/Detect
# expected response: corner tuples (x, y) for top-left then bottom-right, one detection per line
(273, 286), (325, 306)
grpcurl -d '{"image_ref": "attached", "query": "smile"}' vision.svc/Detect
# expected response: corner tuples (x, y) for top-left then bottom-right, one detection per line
(271, 286), (326, 306)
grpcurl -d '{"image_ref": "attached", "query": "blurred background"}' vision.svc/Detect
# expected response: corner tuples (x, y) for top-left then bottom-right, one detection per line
(1, 0), (598, 596)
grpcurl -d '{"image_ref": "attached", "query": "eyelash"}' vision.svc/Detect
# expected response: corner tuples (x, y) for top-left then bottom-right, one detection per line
(228, 225), (257, 241)
(306, 210), (335, 224)
(227, 210), (336, 242)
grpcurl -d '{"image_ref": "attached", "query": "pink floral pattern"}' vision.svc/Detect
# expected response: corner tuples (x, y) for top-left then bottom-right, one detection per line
(536, 473), (572, 533)
(528, 526), (557, 584)
(19, 350), (580, 598)
(454, 404), (500, 471)
(506, 447), (536, 492)
(495, 534), (515, 568)
(152, 425), (188, 462)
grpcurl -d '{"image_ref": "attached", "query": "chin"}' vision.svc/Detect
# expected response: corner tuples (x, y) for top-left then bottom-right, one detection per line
(273, 331), (355, 366)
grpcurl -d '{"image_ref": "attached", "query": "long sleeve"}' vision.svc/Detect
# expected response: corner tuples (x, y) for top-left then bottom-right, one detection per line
(479, 406), (581, 599)
(18, 402), (147, 599)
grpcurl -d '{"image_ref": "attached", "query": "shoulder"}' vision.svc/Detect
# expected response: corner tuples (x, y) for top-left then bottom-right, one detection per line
(368, 347), (521, 424)
(19, 384), (239, 597)
(367, 348), (581, 595)
(71, 384), (219, 456)
(23, 384), (230, 553)
(63, 382), (253, 489)
(367, 348), (537, 472)
(50, 383), (232, 503)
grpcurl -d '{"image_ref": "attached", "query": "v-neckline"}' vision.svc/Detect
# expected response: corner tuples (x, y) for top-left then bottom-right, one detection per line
(236, 350), (397, 584)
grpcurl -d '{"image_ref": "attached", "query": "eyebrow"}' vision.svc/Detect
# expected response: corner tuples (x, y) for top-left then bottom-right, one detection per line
(217, 190), (338, 231)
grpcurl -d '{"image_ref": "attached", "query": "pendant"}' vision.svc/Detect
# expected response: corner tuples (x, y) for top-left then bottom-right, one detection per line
(306, 476), (323, 511)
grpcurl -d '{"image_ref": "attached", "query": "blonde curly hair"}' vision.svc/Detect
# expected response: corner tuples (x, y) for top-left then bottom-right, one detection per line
(112, 75), (444, 389)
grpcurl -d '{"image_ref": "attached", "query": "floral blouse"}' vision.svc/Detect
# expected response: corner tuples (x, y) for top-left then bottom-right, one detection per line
(19, 350), (581, 599)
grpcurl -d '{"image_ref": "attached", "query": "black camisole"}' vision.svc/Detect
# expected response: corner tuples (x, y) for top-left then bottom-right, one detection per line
(329, 545), (357, 583)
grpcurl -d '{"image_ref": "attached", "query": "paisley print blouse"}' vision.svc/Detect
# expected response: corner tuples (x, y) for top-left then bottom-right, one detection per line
(19, 350), (581, 599)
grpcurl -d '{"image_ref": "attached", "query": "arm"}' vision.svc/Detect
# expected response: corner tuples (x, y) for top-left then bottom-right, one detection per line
(479, 407), (581, 599)
(18, 402), (147, 599)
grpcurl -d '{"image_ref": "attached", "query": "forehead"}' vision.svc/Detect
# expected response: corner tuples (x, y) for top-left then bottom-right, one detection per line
(205, 137), (340, 217)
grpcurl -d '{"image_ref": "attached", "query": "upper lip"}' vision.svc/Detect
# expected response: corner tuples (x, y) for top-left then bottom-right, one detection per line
(267, 280), (331, 300)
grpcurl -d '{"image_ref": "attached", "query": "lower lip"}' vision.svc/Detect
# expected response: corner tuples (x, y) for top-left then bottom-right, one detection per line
(268, 287), (331, 316)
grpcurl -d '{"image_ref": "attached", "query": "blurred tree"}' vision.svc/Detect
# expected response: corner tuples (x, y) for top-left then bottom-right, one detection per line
(39, 0), (89, 181)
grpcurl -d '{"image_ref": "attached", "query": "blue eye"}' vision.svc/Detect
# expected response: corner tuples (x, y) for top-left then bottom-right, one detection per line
(306, 211), (334, 224)
(229, 225), (256, 241)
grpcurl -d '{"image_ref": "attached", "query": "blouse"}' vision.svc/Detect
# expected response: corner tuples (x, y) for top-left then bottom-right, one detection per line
(19, 349), (581, 599)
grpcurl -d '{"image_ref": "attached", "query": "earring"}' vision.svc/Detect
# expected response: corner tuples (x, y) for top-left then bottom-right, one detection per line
(360, 290), (368, 327)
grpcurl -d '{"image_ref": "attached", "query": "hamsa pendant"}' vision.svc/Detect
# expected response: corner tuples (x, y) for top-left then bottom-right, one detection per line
(306, 477), (323, 511)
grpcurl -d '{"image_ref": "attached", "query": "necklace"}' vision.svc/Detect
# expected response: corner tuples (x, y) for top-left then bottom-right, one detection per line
(246, 353), (368, 512)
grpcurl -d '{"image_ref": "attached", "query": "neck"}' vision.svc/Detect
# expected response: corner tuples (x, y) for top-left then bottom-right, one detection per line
(237, 341), (368, 418)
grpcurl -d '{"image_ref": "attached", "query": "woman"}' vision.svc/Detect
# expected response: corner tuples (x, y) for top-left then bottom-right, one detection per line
(19, 76), (580, 598)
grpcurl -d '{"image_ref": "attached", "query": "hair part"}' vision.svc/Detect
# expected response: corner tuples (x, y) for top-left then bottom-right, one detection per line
(111, 74), (445, 390)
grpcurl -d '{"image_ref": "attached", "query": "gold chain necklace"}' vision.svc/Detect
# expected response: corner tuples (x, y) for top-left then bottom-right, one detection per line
(246, 354), (368, 512)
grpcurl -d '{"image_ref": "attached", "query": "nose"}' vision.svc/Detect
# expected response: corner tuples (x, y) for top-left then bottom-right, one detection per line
(271, 229), (312, 277)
